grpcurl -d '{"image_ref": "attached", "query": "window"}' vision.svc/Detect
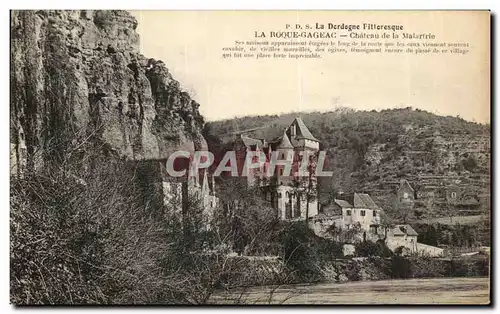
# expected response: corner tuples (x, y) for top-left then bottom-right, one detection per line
(20, 147), (27, 158)
(403, 192), (409, 199)
(361, 210), (366, 217)
(373, 210), (377, 217)
(285, 203), (292, 219)
(294, 202), (301, 218)
(451, 192), (457, 199)
(279, 168), (283, 176)
(346, 210), (351, 216)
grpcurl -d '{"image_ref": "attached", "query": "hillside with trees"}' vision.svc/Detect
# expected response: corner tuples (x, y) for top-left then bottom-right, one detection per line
(204, 107), (491, 221)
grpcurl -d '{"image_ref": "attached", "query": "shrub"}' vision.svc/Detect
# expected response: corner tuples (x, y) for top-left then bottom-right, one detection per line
(391, 256), (411, 279)
(279, 222), (314, 275)
(278, 222), (344, 282)
(311, 237), (343, 261)
(462, 156), (478, 172)
(344, 260), (361, 281)
(10, 156), (174, 304)
(409, 257), (448, 278)
(450, 257), (489, 277)
(355, 241), (383, 257)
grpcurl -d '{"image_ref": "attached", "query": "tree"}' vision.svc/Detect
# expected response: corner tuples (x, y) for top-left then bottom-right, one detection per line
(214, 176), (283, 256)
(424, 197), (438, 224)
(355, 240), (384, 257)
(290, 151), (318, 222)
(238, 204), (283, 255)
(379, 210), (395, 240)
(440, 188), (457, 224)
(462, 155), (478, 172)
(389, 195), (414, 224)
(305, 153), (318, 222)
(326, 223), (362, 243)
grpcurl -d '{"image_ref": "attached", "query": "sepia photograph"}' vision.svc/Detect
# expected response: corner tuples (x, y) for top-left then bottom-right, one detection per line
(9, 9), (491, 305)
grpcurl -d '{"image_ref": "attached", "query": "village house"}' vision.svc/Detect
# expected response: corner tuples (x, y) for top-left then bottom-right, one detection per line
(397, 179), (415, 206)
(309, 191), (444, 257)
(385, 224), (419, 253)
(325, 198), (352, 216)
(310, 193), (382, 239)
(342, 193), (382, 233)
(413, 180), (482, 215)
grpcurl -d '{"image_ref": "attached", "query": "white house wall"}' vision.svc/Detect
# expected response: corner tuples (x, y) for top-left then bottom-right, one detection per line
(342, 207), (379, 231)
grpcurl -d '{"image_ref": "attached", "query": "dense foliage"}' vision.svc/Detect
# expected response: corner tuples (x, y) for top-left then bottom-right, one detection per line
(415, 221), (490, 248)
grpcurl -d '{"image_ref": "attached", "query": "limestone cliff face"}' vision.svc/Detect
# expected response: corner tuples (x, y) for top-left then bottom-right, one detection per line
(11, 10), (206, 173)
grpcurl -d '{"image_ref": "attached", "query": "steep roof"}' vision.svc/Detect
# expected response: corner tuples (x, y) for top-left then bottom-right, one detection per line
(277, 130), (294, 149)
(353, 193), (380, 209)
(391, 227), (405, 236)
(405, 225), (418, 236)
(395, 224), (418, 236)
(334, 199), (353, 208)
(293, 117), (319, 142)
(398, 179), (414, 192)
(240, 135), (263, 149)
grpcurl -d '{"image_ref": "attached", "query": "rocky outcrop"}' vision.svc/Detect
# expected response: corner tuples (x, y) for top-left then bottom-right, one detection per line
(11, 10), (206, 174)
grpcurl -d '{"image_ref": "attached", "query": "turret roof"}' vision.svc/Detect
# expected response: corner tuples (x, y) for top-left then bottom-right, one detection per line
(293, 117), (319, 142)
(277, 130), (294, 149)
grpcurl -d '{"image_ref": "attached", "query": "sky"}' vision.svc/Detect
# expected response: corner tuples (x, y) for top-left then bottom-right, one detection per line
(130, 11), (490, 123)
